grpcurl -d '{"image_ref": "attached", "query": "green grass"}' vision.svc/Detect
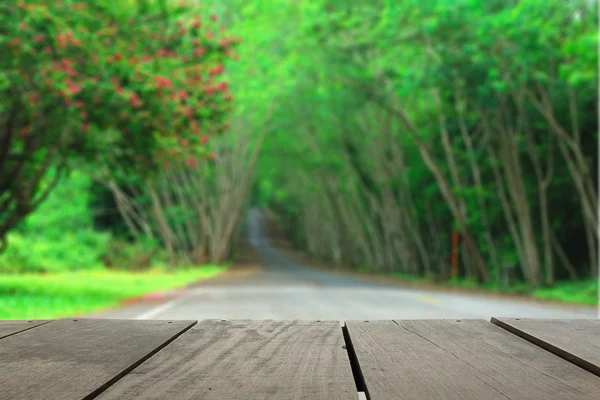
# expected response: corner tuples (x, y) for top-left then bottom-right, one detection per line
(0, 266), (226, 320)
(533, 280), (598, 306)
(384, 272), (598, 306)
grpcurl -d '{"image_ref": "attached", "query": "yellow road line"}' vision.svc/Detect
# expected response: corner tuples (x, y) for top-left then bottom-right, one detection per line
(418, 296), (442, 306)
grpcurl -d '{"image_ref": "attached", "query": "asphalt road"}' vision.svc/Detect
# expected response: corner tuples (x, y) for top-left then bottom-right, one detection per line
(96, 210), (598, 321)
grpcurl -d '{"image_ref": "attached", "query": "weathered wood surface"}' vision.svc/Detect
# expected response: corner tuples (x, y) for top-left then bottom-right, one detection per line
(0, 318), (195, 400)
(1, 318), (598, 400)
(97, 320), (357, 400)
(0, 319), (50, 339)
(345, 319), (600, 400)
(492, 317), (600, 377)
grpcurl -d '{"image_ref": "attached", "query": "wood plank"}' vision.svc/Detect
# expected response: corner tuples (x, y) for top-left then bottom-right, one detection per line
(345, 319), (600, 400)
(0, 318), (195, 400)
(492, 318), (600, 377)
(0, 320), (51, 339)
(97, 320), (357, 400)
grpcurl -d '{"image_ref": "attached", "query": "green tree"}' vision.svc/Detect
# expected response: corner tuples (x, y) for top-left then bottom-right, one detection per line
(0, 0), (238, 248)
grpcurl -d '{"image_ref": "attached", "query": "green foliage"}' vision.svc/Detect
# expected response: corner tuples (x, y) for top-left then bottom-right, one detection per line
(0, 171), (109, 273)
(0, 266), (225, 319)
(243, 0), (597, 285)
(0, 230), (108, 273)
(1, 0), (597, 304)
(1, 0), (240, 243)
(384, 273), (597, 305)
(533, 279), (598, 306)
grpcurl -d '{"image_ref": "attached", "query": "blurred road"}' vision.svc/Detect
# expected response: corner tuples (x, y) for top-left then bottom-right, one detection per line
(96, 210), (597, 321)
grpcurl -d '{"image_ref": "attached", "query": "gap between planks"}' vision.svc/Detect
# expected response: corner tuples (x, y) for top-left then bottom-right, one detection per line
(341, 321), (370, 400)
(491, 317), (600, 378)
(0, 320), (53, 340)
(83, 320), (198, 400)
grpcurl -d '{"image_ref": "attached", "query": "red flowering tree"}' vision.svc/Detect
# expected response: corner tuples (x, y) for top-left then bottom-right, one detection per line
(0, 0), (240, 248)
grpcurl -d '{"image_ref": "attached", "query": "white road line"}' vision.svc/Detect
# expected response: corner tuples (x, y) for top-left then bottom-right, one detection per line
(135, 297), (183, 320)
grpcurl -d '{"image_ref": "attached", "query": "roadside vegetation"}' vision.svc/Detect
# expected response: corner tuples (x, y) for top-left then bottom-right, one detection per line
(0, 267), (224, 319)
(1, 0), (597, 318)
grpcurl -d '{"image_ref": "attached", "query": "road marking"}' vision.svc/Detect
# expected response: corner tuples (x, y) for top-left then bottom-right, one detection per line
(418, 296), (442, 306)
(135, 297), (183, 320)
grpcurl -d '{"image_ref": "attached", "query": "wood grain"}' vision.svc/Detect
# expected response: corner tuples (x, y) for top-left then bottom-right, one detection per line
(0, 320), (50, 339)
(0, 318), (195, 400)
(97, 320), (357, 400)
(346, 319), (600, 400)
(492, 318), (600, 377)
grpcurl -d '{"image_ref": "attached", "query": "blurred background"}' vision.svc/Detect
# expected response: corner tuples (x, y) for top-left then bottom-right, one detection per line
(1, 0), (598, 321)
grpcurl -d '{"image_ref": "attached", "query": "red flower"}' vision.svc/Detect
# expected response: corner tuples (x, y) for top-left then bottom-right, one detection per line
(217, 81), (228, 92)
(56, 33), (66, 47)
(200, 135), (209, 145)
(82, 124), (89, 133)
(192, 121), (200, 133)
(219, 38), (232, 48)
(209, 64), (224, 76)
(187, 158), (198, 169)
(130, 94), (142, 108)
(193, 48), (206, 58)
(34, 34), (43, 42)
(19, 129), (27, 137)
(181, 139), (189, 147)
(211, 14), (218, 22)
(68, 84), (81, 95)
(114, 53), (122, 61)
(75, 101), (84, 108)
(155, 76), (173, 89)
